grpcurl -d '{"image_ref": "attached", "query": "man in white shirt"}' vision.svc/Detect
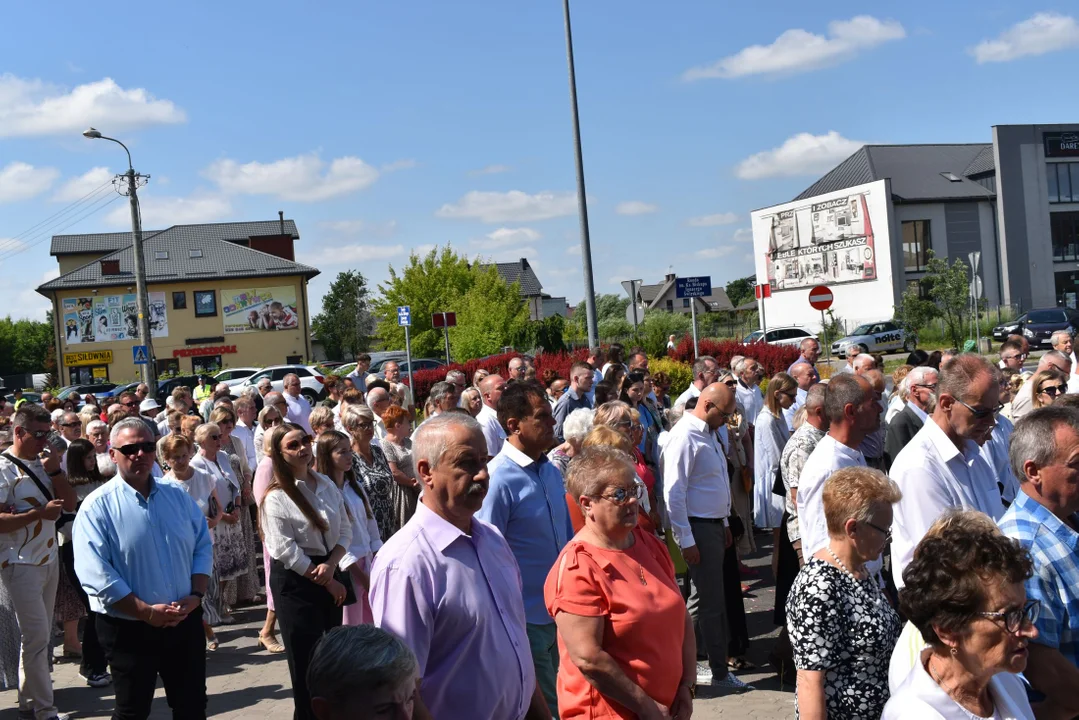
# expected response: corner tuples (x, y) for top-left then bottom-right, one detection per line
(662, 382), (752, 692)
(477, 374), (508, 459)
(1051, 330), (1076, 369)
(890, 353), (1004, 588)
(233, 397), (258, 471)
(282, 374), (313, 434)
(381, 361), (415, 417)
(366, 387), (391, 441)
(883, 366), (937, 470)
(675, 356), (720, 409)
(783, 361), (818, 431)
(797, 373), (879, 559)
(734, 357), (764, 426)
(1011, 350), (1072, 421)
(837, 343), (861, 374)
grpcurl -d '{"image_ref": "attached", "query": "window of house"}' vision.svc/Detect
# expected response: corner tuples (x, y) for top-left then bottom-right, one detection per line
(902, 220), (931, 272)
(1047, 163), (1079, 203)
(682, 298), (690, 308)
(189, 249), (203, 258)
(172, 291), (186, 310)
(665, 299), (673, 311)
(193, 290), (217, 317)
(154, 251), (168, 260)
(192, 355), (222, 374)
(1051, 211), (1079, 262)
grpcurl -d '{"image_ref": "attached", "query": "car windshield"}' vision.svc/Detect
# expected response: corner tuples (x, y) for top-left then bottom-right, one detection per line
(851, 324), (875, 335)
(1028, 310), (1067, 323)
(744, 331), (763, 343)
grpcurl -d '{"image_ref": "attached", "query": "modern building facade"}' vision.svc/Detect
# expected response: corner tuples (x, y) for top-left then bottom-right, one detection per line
(38, 219), (319, 385)
(749, 123), (1079, 331)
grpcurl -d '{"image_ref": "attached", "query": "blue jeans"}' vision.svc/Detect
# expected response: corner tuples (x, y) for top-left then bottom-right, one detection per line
(527, 622), (559, 719)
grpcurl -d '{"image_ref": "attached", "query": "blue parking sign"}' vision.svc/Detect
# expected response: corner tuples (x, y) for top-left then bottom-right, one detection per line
(397, 306), (411, 327)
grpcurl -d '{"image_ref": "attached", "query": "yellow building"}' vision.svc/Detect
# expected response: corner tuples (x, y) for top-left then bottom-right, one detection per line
(38, 219), (320, 386)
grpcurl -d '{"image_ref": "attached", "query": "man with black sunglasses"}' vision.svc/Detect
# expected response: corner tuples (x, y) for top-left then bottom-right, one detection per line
(0, 404), (77, 720)
(74, 417), (212, 719)
(890, 354), (1005, 590)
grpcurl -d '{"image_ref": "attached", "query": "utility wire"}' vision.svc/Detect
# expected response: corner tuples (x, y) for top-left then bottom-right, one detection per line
(0, 179), (115, 256)
(0, 192), (123, 265)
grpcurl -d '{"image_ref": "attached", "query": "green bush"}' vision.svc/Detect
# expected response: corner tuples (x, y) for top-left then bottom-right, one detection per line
(650, 357), (692, 398)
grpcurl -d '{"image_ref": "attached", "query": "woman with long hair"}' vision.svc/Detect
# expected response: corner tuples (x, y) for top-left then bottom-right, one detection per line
(1030, 367), (1068, 409)
(55, 438), (110, 685)
(255, 404), (284, 463)
(754, 373), (797, 534)
(341, 405), (398, 542)
(315, 430), (381, 625)
(161, 434), (226, 647)
(603, 364), (627, 396)
(261, 423), (351, 720)
(619, 371), (659, 467)
(210, 406), (261, 607)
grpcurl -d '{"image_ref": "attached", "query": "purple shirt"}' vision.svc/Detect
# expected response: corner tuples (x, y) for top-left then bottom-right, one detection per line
(370, 502), (535, 720)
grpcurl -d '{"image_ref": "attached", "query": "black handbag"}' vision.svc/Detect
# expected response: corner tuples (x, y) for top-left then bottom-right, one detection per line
(772, 465), (786, 498)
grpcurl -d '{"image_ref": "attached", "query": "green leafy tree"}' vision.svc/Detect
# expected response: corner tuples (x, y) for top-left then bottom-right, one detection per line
(921, 251), (970, 349)
(725, 275), (757, 308)
(571, 293), (630, 337)
(531, 315), (567, 354)
(449, 265), (529, 361)
(598, 316), (633, 339)
(638, 310), (692, 356)
(312, 270), (375, 361)
(0, 314), (56, 375)
(373, 247), (474, 357)
(893, 283), (937, 345)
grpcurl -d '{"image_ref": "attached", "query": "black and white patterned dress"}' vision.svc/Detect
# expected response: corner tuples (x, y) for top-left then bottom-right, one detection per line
(786, 558), (902, 719)
(353, 446), (397, 541)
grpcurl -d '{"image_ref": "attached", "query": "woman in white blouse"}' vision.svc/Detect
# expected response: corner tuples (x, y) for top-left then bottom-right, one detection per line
(315, 430), (381, 626)
(261, 423), (351, 720)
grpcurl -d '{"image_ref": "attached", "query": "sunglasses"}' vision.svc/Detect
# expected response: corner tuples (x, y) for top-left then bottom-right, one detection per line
(284, 435), (313, 451)
(1040, 384), (1067, 397)
(976, 599), (1040, 634)
(206, 434), (221, 441)
(122, 401), (139, 408)
(59, 422), (81, 428)
(262, 417), (283, 427)
(593, 484), (645, 506)
(955, 399), (1005, 419)
(722, 380), (737, 388)
(20, 429), (50, 440)
(914, 383), (938, 392)
(114, 441), (156, 457)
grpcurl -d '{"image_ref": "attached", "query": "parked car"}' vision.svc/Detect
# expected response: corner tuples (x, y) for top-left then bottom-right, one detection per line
(236, 365), (327, 404)
(56, 383), (117, 403)
(5, 392), (42, 405)
(831, 321), (914, 357)
(742, 326), (818, 348)
(1017, 307), (1079, 349)
(214, 367), (262, 388)
(992, 313), (1027, 341)
(95, 381), (140, 401)
(157, 374), (218, 401)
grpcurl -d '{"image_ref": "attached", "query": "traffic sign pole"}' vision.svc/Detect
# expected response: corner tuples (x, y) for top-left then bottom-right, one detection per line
(398, 306), (414, 420)
(690, 299), (699, 359)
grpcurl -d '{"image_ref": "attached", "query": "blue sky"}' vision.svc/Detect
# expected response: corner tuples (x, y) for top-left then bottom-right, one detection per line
(3, 1), (1079, 321)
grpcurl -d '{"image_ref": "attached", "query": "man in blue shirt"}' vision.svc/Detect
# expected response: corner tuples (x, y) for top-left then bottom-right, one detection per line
(74, 417), (212, 720)
(478, 381), (573, 719)
(552, 362), (593, 443)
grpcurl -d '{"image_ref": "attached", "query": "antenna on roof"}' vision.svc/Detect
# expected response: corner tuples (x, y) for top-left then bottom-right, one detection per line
(278, 210), (285, 235)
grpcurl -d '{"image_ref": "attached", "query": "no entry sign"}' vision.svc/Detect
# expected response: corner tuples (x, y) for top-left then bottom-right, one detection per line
(808, 285), (834, 311)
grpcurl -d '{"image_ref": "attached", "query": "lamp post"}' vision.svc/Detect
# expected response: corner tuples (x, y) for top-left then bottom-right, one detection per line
(82, 128), (157, 389)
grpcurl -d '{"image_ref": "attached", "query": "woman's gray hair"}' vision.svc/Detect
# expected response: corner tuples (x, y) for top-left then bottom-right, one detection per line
(413, 412), (482, 470)
(307, 625), (417, 707)
(193, 422), (220, 445)
(86, 419), (107, 435)
(341, 403), (374, 431)
(109, 417), (152, 445)
(562, 408), (594, 443)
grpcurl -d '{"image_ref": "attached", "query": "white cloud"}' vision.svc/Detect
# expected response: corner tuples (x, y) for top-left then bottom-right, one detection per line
(469, 164), (512, 176)
(105, 192), (232, 228)
(0, 238), (28, 255)
(970, 12), (1079, 63)
(683, 16), (905, 80)
(0, 74), (185, 138)
(381, 159), (417, 173)
(318, 219), (398, 238)
(14, 269), (60, 321)
(687, 212), (737, 227)
(695, 246), (736, 259)
(205, 153), (380, 202)
(566, 244), (582, 256)
(302, 244), (408, 267)
(471, 227), (542, 250)
(0, 162), (60, 203)
(732, 228), (754, 243)
(736, 131), (865, 179)
(436, 190), (577, 223)
(53, 166), (113, 202)
(615, 200), (659, 216)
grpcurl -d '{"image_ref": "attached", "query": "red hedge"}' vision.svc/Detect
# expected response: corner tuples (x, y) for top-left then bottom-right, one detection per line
(668, 338), (800, 377)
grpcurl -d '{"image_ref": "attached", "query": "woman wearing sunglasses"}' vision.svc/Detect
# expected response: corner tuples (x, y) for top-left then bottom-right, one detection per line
(544, 446), (696, 720)
(254, 405), (284, 464)
(261, 422), (351, 720)
(884, 510), (1037, 719)
(341, 404), (397, 542)
(1030, 368), (1069, 410)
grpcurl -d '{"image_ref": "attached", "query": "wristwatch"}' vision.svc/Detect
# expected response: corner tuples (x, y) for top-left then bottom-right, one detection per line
(47, 469), (62, 477)
(191, 590), (205, 599)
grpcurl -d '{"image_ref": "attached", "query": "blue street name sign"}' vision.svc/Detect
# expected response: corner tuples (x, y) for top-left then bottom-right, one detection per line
(132, 345), (150, 364)
(397, 306), (411, 327)
(676, 276), (712, 299)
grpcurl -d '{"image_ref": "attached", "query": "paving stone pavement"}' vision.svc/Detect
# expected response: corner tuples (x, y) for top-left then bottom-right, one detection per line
(1, 533), (794, 719)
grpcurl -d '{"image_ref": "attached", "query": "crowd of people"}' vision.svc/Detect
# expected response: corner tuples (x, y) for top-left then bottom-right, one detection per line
(1, 334), (1078, 719)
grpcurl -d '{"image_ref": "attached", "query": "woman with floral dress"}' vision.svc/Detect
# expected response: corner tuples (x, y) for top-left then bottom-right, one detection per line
(341, 404), (397, 541)
(211, 407), (261, 605)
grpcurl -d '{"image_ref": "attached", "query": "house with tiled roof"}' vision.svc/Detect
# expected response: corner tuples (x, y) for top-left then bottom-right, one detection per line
(479, 257), (567, 321)
(38, 216), (320, 385)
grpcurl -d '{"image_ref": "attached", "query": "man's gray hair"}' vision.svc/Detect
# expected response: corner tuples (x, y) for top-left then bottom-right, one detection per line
(852, 354), (876, 372)
(445, 369), (466, 385)
(667, 403), (685, 426)
(800, 337), (819, 352)
(902, 365), (938, 394)
(366, 387), (389, 406)
(1009, 406), (1079, 482)
(691, 355), (717, 380)
(562, 408), (594, 443)
(341, 403), (374, 431)
(109, 417), (152, 445)
(257, 377), (272, 389)
(413, 412), (482, 471)
(242, 385), (261, 399)
(282, 373), (299, 385)
(823, 373), (869, 423)
(805, 383), (827, 410)
(86, 419), (107, 434)
(1041, 349), (1073, 373)
(429, 381), (455, 406)
(307, 625), (417, 706)
(938, 353), (994, 403)
(1051, 330), (1073, 348)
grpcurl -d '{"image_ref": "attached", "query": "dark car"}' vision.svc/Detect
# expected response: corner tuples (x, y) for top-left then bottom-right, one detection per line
(992, 313), (1027, 341)
(1017, 308), (1079, 348)
(157, 374), (217, 401)
(57, 383), (118, 402)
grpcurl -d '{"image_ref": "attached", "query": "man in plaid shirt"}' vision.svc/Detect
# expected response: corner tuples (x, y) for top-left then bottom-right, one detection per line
(999, 406), (1079, 719)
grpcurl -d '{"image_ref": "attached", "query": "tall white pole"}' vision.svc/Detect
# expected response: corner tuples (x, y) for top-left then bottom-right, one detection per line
(690, 300), (699, 359)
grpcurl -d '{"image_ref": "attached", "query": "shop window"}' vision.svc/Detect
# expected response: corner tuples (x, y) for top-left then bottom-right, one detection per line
(1048, 163), (1079, 203)
(1056, 271), (1079, 309)
(156, 358), (180, 377)
(172, 291), (186, 310)
(286, 355), (303, 365)
(192, 355), (222, 374)
(70, 366), (109, 385)
(1052, 212), (1079, 261)
(902, 220), (931, 272)
(193, 290), (217, 317)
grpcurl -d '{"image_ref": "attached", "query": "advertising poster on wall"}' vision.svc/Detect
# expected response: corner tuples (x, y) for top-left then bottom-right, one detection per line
(63, 293), (169, 344)
(222, 286), (300, 334)
(761, 187), (880, 291)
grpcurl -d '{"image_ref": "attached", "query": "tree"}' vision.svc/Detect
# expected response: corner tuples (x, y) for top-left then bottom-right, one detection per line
(893, 283), (937, 344)
(571, 293), (629, 338)
(639, 310), (692, 356)
(450, 265), (529, 361)
(0, 314), (55, 375)
(372, 247), (474, 357)
(725, 275), (757, 308)
(921, 251), (971, 349)
(312, 270), (375, 361)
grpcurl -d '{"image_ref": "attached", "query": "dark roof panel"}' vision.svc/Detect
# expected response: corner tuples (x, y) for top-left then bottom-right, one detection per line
(50, 219), (298, 256)
(479, 258), (543, 296)
(963, 145), (997, 177)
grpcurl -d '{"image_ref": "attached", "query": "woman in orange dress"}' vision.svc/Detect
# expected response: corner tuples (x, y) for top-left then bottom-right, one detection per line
(544, 446), (695, 720)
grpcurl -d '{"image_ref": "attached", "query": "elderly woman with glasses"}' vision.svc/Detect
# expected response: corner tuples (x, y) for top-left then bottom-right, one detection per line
(884, 510), (1037, 719)
(342, 404), (397, 542)
(544, 446), (696, 720)
(593, 403), (658, 526)
(787, 466), (903, 719)
(1030, 368), (1068, 409)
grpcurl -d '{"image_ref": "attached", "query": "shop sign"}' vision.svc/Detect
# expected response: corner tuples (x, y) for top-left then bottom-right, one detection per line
(173, 344), (238, 358)
(1044, 132), (1079, 158)
(63, 350), (114, 366)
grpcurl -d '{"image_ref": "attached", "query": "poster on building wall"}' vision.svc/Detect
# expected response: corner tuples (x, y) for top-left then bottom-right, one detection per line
(63, 292), (168, 344)
(757, 183), (884, 292)
(222, 286), (300, 334)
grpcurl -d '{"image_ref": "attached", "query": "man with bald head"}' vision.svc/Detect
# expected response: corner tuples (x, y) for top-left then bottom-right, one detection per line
(477, 374), (507, 458)
(366, 387), (391, 442)
(782, 361), (818, 431)
(890, 354), (1005, 587)
(662, 382), (752, 691)
(1011, 349), (1073, 420)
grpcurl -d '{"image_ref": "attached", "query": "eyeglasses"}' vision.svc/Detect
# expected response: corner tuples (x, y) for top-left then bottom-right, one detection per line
(262, 417), (283, 427)
(206, 434), (221, 441)
(121, 401), (139, 408)
(354, 421), (373, 431)
(1039, 384), (1067, 397)
(284, 435), (313, 451)
(59, 422), (81, 428)
(114, 441), (156, 457)
(862, 520), (892, 542)
(955, 398), (1004, 419)
(722, 380), (737, 388)
(19, 429), (50, 440)
(914, 383), (938, 392)
(976, 599), (1040, 634)
(593, 484), (645, 506)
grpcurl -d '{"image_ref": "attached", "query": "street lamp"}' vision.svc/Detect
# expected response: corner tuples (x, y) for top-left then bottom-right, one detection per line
(82, 128), (157, 389)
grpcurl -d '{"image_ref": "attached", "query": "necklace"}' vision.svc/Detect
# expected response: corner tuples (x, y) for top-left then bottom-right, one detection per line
(927, 657), (994, 720)
(826, 546), (866, 581)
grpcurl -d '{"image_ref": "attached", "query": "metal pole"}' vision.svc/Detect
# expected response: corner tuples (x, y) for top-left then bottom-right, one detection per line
(631, 280), (639, 335)
(563, 0), (598, 348)
(690, 299), (699, 359)
(442, 317), (451, 365)
(404, 324), (414, 416)
(822, 309), (832, 366)
(126, 169), (156, 389)
(760, 291), (768, 337)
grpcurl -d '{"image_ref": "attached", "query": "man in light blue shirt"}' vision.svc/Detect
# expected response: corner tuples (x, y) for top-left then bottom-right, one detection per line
(478, 381), (573, 719)
(74, 417), (212, 720)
